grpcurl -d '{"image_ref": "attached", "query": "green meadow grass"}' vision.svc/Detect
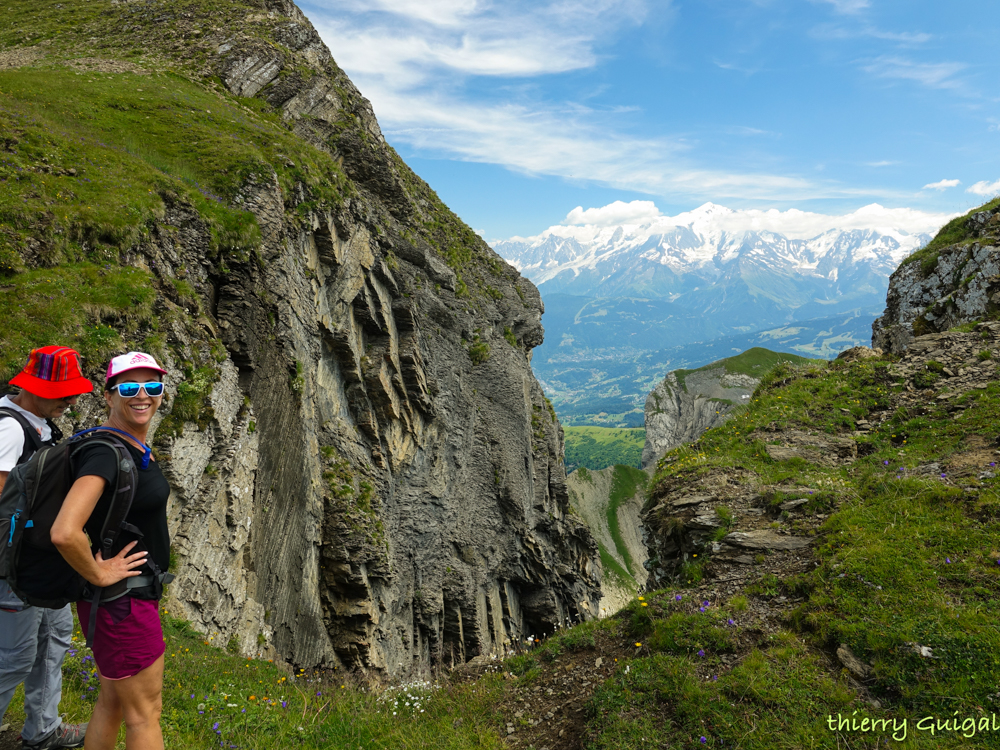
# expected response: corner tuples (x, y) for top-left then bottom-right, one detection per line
(606, 465), (647, 577)
(0, 66), (350, 272)
(672, 347), (816, 392)
(598, 540), (635, 589)
(5, 611), (506, 750)
(591, 354), (1000, 748)
(564, 426), (646, 470)
(902, 197), (1000, 276)
(0, 264), (157, 380)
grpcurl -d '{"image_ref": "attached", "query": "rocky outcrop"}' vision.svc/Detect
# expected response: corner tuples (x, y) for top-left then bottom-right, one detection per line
(8, 0), (600, 677)
(873, 205), (1000, 354)
(641, 475), (821, 588)
(642, 367), (757, 468)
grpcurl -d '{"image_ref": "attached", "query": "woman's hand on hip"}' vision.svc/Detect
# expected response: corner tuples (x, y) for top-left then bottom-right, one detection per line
(93, 541), (148, 588)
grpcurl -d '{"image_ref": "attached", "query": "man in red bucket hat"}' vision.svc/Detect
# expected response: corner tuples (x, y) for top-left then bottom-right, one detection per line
(1, 346), (92, 749)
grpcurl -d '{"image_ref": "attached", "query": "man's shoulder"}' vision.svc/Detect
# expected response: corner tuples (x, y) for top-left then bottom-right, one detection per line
(0, 412), (26, 447)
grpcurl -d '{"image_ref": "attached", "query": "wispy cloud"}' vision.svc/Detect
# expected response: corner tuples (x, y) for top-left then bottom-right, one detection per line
(304, 0), (875, 203)
(563, 200), (662, 226)
(967, 180), (1000, 196)
(515, 199), (955, 242)
(862, 56), (968, 91)
(866, 160), (897, 168)
(725, 125), (779, 137)
(352, 81), (826, 201)
(713, 60), (764, 75)
(812, 24), (931, 45)
(922, 179), (960, 191)
(814, 0), (871, 15)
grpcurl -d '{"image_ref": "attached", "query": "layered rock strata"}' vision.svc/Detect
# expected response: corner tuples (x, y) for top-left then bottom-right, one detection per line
(642, 368), (757, 468)
(11, 0), (601, 677)
(873, 206), (1000, 354)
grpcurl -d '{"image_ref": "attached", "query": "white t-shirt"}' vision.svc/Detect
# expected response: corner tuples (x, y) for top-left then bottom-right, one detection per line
(0, 395), (50, 472)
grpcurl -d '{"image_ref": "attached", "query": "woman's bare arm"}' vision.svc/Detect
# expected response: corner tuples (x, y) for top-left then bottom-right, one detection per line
(51, 474), (147, 588)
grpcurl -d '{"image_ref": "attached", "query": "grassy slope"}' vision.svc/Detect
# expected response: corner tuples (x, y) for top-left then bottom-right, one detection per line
(564, 426), (646, 470)
(606, 465), (647, 577)
(5, 612), (505, 749)
(673, 346), (816, 392)
(0, 65), (352, 378)
(584, 352), (999, 749)
(901, 197), (1000, 275)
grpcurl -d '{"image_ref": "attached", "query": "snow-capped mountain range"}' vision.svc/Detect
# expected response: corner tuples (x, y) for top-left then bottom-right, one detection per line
(493, 202), (935, 310)
(490, 201), (953, 424)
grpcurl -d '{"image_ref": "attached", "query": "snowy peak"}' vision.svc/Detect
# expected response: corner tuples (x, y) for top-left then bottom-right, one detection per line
(493, 202), (942, 299)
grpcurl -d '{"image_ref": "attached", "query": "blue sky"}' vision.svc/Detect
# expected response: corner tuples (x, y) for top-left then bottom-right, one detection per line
(302, 0), (1000, 239)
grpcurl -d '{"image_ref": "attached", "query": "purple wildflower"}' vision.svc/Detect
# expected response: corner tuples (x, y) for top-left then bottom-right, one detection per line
(675, 594), (682, 601)
(213, 723), (219, 731)
(698, 649), (705, 657)
(946, 557), (951, 564)
(700, 737), (707, 744)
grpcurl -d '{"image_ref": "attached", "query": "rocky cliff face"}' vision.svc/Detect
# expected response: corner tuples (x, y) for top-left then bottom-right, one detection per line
(642, 369), (757, 468)
(873, 204), (1000, 354)
(2, 0), (599, 677)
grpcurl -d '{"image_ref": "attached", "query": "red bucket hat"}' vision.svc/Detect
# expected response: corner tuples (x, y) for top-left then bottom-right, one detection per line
(9, 346), (95, 399)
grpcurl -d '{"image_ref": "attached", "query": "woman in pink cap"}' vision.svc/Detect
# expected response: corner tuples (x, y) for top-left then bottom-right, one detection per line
(50, 352), (171, 750)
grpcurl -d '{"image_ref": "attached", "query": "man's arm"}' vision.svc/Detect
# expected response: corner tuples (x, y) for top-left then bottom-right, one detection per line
(0, 471), (7, 494)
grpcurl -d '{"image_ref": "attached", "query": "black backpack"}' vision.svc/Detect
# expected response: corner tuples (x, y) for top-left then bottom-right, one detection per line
(0, 428), (140, 613)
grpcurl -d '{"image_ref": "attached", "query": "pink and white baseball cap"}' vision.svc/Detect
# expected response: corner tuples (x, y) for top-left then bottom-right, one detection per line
(105, 351), (168, 382)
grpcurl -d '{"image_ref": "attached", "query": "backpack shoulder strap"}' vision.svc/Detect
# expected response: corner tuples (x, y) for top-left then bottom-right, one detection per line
(68, 433), (139, 555)
(0, 407), (44, 456)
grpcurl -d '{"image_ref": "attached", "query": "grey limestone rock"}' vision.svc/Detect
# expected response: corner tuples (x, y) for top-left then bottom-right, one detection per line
(723, 531), (810, 551)
(873, 207), (1000, 354)
(642, 368), (757, 468)
(41, 0), (602, 679)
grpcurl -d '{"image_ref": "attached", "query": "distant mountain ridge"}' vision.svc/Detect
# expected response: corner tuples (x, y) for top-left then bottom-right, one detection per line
(494, 203), (930, 325)
(493, 202), (941, 426)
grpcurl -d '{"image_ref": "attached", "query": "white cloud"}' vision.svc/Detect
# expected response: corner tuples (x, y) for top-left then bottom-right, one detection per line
(699, 203), (954, 239)
(862, 56), (967, 91)
(328, 0), (478, 27)
(303, 1), (922, 205)
(336, 66), (837, 202)
(815, 0), (870, 14)
(922, 179), (960, 191)
(967, 180), (1000, 196)
(564, 201), (662, 226)
(518, 200), (956, 242)
(812, 24), (931, 45)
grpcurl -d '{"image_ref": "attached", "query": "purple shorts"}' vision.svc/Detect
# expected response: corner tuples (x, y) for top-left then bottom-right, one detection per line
(76, 597), (164, 680)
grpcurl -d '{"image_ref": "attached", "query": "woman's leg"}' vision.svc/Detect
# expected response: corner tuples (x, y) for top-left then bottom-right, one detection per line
(83, 676), (122, 750)
(87, 655), (164, 750)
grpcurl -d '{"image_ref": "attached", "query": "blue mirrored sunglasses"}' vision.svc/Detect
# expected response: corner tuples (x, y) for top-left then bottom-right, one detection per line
(111, 382), (164, 398)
